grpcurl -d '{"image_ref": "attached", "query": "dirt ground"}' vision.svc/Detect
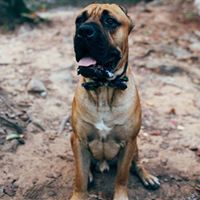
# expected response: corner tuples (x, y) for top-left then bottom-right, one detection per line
(0, 2), (200, 200)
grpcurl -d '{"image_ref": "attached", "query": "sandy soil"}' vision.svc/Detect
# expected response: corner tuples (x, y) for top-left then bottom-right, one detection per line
(0, 3), (200, 200)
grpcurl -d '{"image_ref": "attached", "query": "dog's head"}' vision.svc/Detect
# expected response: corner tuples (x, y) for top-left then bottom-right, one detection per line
(74, 3), (133, 75)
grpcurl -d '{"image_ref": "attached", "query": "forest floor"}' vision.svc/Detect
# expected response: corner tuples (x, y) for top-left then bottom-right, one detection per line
(0, 2), (200, 200)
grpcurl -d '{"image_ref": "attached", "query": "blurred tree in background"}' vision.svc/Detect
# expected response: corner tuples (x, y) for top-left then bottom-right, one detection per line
(0, 0), (198, 30)
(0, 0), (45, 29)
(3, 0), (31, 17)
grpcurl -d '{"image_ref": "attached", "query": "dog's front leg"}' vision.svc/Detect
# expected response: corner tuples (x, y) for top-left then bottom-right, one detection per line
(114, 140), (137, 200)
(70, 134), (91, 200)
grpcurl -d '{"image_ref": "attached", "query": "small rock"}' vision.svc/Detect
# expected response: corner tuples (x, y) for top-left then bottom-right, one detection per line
(163, 178), (169, 182)
(177, 125), (185, 131)
(40, 91), (47, 98)
(141, 158), (149, 164)
(141, 132), (149, 137)
(169, 174), (175, 179)
(160, 158), (168, 166)
(46, 172), (61, 179)
(160, 142), (169, 150)
(0, 186), (4, 198)
(189, 42), (200, 52)
(48, 190), (57, 197)
(172, 46), (192, 60)
(48, 132), (57, 141)
(27, 79), (47, 96)
(3, 181), (18, 197)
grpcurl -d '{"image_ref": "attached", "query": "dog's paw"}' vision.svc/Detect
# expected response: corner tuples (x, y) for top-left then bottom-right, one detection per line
(140, 174), (160, 190)
(70, 192), (88, 200)
(131, 161), (160, 190)
(113, 186), (129, 200)
(113, 195), (129, 200)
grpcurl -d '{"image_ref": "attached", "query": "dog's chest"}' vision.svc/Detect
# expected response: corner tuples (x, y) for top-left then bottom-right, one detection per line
(88, 109), (128, 162)
(95, 114), (112, 139)
(92, 103), (125, 138)
(89, 92), (133, 139)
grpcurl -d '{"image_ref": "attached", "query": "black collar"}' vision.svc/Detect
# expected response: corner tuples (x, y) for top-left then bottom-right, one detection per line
(78, 62), (129, 91)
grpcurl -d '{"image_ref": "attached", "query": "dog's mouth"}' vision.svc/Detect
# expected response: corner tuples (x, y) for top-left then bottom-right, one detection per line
(76, 44), (121, 80)
(77, 57), (97, 67)
(77, 55), (119, 68)
(77, 56), (119, 81)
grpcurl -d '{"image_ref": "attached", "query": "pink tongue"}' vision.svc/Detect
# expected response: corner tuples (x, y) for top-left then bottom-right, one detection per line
(78, 57), (97, 67)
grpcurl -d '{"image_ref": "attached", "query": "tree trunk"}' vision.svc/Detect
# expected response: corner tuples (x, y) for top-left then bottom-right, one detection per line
(0, 0), (44, 29)
(7, 0), (31, 18)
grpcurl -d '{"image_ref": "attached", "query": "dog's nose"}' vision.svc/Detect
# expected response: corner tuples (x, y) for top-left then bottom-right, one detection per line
(77, 24), (96, 39)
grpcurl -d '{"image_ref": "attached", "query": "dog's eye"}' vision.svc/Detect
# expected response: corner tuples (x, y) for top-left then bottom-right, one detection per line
(103, 17), (120, 30)
(106, 18), (116, 25)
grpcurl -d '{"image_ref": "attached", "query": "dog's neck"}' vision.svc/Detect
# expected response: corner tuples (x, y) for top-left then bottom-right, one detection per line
(82, 59), (130, 108)
(81, 60), (129, 91)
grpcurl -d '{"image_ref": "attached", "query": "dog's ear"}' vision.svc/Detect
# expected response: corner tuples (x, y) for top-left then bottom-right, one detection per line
(118, 5), (128, 15)
(118, 5), (134, 34)
(128, 16), (134, 34)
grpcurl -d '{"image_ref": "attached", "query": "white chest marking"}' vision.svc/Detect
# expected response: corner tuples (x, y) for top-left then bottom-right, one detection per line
(95, 120), (112, 138)
(95, 120), (111, 131)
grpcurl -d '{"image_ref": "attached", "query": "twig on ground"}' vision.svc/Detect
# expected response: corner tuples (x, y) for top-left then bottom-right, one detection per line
(26, 114), (45, 132)
(31, 120), (45, 131)
(58, 115), (70, 134)
(0, 116), (24, 134)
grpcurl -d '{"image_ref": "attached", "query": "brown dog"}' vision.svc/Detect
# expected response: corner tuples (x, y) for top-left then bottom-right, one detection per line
(70, 3), (160, 200)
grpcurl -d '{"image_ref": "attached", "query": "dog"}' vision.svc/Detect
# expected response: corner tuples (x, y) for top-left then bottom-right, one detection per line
(70, 3), (160, 200)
